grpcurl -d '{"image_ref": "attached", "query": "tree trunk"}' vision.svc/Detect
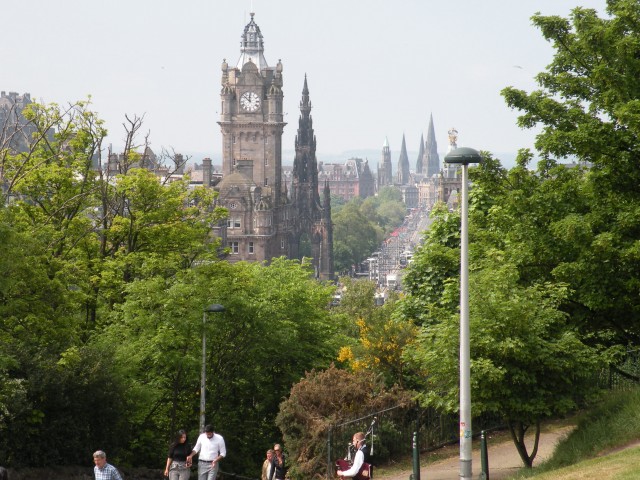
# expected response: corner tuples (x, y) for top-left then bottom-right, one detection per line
(507, 419), (540, 468)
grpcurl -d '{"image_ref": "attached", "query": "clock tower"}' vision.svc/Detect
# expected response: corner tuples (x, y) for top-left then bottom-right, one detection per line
(213, 13), (332, 278)
(219, 12), (285, 200)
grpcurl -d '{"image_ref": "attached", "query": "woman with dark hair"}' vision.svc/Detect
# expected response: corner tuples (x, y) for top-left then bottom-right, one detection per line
(164, 429), (193, 480)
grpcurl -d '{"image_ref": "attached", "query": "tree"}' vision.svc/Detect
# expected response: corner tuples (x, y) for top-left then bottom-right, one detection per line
(405, 256), (608, 467)
(334, 278), (417, 388)
(0, 101), (227, 467)
(98, 258), (340, 473)
(332, 202), (380, 273)
(276, 365), (413, 480)
(399, 203), (461, 326)
(501, 0), (640, 345)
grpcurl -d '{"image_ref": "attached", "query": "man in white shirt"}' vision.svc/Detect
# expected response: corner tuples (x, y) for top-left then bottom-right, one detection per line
(187, 424), (226, 480)
(337, 432), (369, 479)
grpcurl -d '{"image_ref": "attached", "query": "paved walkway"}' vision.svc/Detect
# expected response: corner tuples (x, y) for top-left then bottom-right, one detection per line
(378, 426), (574, 480)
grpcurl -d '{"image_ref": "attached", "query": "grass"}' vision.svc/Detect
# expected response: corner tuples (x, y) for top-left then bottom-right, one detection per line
(375, 388), (640, 480)
(512, 445), (640, 480)
(509, 388), (640, 478)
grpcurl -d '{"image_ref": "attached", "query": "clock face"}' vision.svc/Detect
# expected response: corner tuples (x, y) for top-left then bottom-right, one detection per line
(240, 91), (261, 112)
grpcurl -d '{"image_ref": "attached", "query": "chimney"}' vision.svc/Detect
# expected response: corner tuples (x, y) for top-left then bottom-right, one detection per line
(203, 158), (212, 187)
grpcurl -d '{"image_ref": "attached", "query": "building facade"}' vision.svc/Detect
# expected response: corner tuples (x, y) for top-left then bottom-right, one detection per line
(0, 91), (37, 154)
(212, 13), (333, 279)
(318, 157), (375, 202)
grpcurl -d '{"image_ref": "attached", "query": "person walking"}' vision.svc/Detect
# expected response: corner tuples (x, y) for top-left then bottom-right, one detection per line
(93, 450), (123, 480)
(261, 449), (274, 480)
(187, 424), (226, 480)
(164, 429), (192, 480)
(269, 444), (286, 480)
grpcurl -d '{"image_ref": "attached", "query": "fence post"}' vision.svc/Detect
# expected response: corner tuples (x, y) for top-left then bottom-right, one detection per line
(327, 427), (332, 480)
(480, 430), (489, 480)
(411, 431), (420, 480)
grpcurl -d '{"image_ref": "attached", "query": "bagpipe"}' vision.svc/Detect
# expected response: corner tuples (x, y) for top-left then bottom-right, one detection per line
(335, 417), (376, 480)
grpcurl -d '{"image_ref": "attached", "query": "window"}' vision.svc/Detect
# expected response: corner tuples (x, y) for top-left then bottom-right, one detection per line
(248, 242), (254, 254)
(226, 217), (241, 228)
(228, 241), (239, 254)
(281, 239), (285, 249)
(232, 135), (236, 144)
(264, 177), (268, 186)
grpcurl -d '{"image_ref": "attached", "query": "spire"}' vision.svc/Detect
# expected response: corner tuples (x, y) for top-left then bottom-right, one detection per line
(425, 113), (440, 177)
(378, 136), (392, 189)
(396, 134), (410, 185)
(237, 12), (269, 72)
(416, 133), (425, 174)
(292, 76), (319, 205)
(300, 74), (311, 116)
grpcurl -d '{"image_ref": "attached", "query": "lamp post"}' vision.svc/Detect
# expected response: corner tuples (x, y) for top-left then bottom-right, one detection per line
(444, 147), (482, 480)
(200, 303), (225, 433)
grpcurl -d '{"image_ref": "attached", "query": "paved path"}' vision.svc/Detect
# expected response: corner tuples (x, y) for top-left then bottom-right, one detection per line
(378, 426), (574, 480)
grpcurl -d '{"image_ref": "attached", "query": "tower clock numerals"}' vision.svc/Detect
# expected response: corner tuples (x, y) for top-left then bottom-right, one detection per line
(240, 91), (261, 112)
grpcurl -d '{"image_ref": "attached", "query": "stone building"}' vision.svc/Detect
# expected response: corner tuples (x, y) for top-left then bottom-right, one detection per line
(211, 13), (333, 279)
(0, 91), (36, 153)
(318, 157), (375, 202)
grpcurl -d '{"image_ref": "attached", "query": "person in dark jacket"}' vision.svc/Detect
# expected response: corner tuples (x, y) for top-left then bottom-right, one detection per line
(165, 429), (193, 480)
(269, 444), (286, 480)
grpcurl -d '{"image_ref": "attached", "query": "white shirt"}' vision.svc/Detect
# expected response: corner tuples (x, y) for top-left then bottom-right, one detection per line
(193, 432), (226, 461)
(341, 449), (363, 478)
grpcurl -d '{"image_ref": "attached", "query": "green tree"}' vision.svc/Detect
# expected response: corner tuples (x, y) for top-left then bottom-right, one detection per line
(276, 364), (413, 480)
(0, 101), (226, 467)
(332, 202), (380, 273)
(334, 278), (416, 388)
(99, 258), (340, 473)
(405, 254), (609, 467)
(501, 0), (640, 345)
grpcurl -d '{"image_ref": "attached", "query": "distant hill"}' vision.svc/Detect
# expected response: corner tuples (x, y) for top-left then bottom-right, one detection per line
(183, 149), (520, 170)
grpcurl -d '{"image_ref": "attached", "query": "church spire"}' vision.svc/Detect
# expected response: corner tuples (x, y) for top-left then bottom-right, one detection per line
(377, 137), (392, 189)
(425, 113), (440, 177)
(396, 134), (410, 185)
(416, 133), (425, 174)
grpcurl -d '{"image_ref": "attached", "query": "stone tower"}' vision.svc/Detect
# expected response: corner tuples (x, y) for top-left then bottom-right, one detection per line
(425, 113), (440, 177)
(214, 13), (333, 278)
(290, 76), (334, 280)
(215, 12), (288, 262)
(396, 134), (410, 185)
(377, 137), (393, 189)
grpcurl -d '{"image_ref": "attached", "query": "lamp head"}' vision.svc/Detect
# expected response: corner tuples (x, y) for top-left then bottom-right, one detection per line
(444, 147), (482, 166)
(204, 304), (225, 313)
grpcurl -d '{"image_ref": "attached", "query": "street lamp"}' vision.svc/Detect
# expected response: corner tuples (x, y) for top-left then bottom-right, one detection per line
(200, 303), (225, 433)
(444, 146), (482, 480)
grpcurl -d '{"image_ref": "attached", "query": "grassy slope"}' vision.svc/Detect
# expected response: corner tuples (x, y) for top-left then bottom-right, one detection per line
(510, 388), (640, 479)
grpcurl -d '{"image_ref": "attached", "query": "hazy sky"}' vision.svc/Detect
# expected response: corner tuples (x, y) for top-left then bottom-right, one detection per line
(2, 0), (607, 166)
